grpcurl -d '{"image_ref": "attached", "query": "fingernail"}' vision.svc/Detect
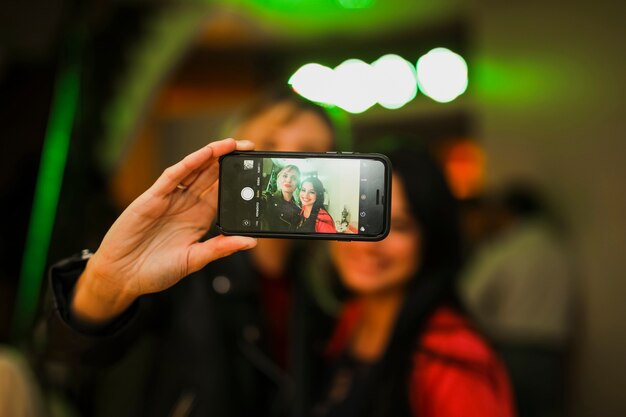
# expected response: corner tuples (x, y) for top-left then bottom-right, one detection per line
(245, 238), (258, 249)
(236, 139), (254, 147)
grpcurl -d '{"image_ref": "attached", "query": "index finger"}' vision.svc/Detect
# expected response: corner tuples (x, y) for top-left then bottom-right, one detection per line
(177, 139), (256, 193)
(210, 138), (254, 155)
(151, 138), (236, 196)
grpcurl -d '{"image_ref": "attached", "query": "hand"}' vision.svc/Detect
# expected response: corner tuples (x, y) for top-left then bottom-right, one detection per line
(72, 138), (257, 324)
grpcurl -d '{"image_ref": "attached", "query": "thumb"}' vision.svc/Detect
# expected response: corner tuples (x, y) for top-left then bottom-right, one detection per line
(187, 235), (257, 273)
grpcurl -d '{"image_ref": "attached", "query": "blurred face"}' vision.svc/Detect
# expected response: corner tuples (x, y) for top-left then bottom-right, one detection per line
(277, 168), (299, 195)
(234, 101), (333, 152)
(331, 175), (421, 295)
(299, 181), (317, 207)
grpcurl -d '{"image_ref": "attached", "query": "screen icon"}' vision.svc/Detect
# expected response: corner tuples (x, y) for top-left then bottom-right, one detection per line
(243, 160), (254, 170)
(242, 219), (251, 227)
(360, 211), (366, 217)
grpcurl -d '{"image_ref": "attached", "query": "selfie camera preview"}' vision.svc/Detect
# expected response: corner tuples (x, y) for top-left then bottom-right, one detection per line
(218, 153), (390, 240)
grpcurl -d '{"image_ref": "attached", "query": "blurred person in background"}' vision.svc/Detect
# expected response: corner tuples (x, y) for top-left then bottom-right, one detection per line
(0, 347), (47, 417)
(39, 92), (339, 417)
(312, 149), (515, 417)
(458, 183), (575, 417)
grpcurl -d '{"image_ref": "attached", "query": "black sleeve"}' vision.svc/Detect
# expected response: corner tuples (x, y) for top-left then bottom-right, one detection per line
(40, 252), (146, 367)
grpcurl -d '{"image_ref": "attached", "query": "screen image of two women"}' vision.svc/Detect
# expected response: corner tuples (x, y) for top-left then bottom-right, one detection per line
(260, 163), (357, 233)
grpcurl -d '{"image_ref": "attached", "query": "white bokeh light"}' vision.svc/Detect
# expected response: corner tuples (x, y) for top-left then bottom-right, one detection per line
(288, 63), (335, 104)
(331, 59), (378, 114)
(416, 48), (468, 103)
(372, 54), (418, 109)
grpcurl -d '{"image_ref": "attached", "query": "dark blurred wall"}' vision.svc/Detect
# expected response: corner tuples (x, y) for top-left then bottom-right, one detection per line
(0, 0), (68, 341)
(0, 0), (161, 341)
(472, 1), (626, 415)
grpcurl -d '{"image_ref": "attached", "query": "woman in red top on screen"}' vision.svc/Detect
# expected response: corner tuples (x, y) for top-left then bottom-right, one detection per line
(312, 149), (515, 417)
(297, 177), (337, 233)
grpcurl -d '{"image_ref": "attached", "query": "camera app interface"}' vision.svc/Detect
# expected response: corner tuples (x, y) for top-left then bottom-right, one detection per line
(219, 155), (386, 236)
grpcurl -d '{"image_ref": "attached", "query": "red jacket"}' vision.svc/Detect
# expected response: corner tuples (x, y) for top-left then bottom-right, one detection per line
(326, 304), (516, 417)
(315, 208), (337, 233)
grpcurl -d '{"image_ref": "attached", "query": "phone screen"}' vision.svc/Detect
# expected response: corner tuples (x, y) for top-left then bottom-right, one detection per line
(218, 152), (390, 240)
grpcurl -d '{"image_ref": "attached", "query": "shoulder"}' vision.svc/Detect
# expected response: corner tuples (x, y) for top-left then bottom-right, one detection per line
(409, 307), (515, 417)
(419, 308), (494, 365)
(315, 209), (337, 232)
(317, 208), (332, 218)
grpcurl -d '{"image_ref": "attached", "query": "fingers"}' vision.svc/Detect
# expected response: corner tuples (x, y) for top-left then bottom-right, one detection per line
(235, 139), (255, 151)
(149, 138), (233, 197)
(183, 158), (221, 197)
(180, 138), (256, 196)
(187, 235), (257, 273)
(151, 139), (253, 197)
(200, 180), (219, 213)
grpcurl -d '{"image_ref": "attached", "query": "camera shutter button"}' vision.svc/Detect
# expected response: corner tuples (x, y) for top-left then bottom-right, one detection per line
(241, 187), (254, 201)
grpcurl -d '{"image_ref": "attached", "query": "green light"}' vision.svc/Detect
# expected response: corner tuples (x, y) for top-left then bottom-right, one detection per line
(337, 0), (376, 9)
(417, 47), (468, 103)
(12, 48), (81, 339)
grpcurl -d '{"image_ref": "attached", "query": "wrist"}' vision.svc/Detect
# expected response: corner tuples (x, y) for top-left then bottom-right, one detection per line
(70, 255), (137, 325)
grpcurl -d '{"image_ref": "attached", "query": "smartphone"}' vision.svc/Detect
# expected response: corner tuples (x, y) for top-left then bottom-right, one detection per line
(217, 151), (391, 241)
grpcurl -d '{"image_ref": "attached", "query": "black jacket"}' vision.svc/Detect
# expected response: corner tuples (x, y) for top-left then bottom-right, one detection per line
(261, 191), (302, 232)
(41, 245), (336, 417)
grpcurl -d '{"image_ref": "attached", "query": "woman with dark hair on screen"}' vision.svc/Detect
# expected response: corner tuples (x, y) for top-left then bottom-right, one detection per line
(297, 177), (337, 233)
(313, 149), (515, 417)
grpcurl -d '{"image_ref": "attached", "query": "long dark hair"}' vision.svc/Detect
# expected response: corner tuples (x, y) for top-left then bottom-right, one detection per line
(340, 148), (464, 417)
(300, 177), (326, 211)
(298, 177), (327, 231)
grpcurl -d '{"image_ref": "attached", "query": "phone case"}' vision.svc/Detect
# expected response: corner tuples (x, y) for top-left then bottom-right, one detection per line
(216, 151), (392, 241)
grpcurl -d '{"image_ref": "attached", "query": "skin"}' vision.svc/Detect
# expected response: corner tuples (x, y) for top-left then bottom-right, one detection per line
(299, 181), (317, 218)
(276, 168), (300, 201)
(72, 139), (258, 324)
(72, 102), (334, 323)
(330, 175), (422, 361)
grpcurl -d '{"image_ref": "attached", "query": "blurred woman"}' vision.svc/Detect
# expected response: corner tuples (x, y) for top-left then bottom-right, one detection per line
(297, 177), (337, 233)
(261, 164), (301, 231)
(313, 150), (515, 417)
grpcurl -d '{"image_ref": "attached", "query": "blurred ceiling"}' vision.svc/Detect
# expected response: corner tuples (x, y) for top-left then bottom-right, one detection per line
(0, 0), (467, 173)
(0, 0), (465, 67)
(208, 0), (465, 41)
